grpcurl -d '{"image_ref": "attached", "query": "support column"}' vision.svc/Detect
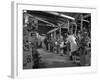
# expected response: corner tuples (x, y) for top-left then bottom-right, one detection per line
(67, 20), (69, 32)
(34, 17), (38, 31)
(57, 23), (61, 54)
(75, 23), (77, 36)
(71, 25), (73, 35)
(58, 23), (61, 38)
(81, 15), (83, 31)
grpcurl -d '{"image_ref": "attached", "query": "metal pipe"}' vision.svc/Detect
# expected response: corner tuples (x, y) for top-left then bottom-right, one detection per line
(45, 12), (75, 20)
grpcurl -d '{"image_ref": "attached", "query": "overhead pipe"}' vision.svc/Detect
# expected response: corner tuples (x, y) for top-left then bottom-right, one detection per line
(45, 12), (75, 20)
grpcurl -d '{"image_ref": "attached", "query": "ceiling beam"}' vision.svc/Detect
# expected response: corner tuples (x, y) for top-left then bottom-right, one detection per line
(82, 19), (89, 23)
(83, 14), (91, 18)
(26, 13), (56, 27)
(47, 28), (59, 34)
(45, 12), (75, 20)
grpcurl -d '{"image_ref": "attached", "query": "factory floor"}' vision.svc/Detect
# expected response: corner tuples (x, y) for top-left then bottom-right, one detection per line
(23, 48), (80, 69)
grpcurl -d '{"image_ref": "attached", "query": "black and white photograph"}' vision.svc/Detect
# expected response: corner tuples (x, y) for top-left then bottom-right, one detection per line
(23, 10), (91, 69)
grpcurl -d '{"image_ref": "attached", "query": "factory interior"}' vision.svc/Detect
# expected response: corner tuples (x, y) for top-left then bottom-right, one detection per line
(23, 10), (91, 69)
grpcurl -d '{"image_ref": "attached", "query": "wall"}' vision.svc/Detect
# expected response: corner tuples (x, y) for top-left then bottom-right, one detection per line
(0, 0), (100, 80)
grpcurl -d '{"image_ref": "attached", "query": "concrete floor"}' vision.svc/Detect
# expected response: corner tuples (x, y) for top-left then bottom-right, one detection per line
(23, 48), (80, 69)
